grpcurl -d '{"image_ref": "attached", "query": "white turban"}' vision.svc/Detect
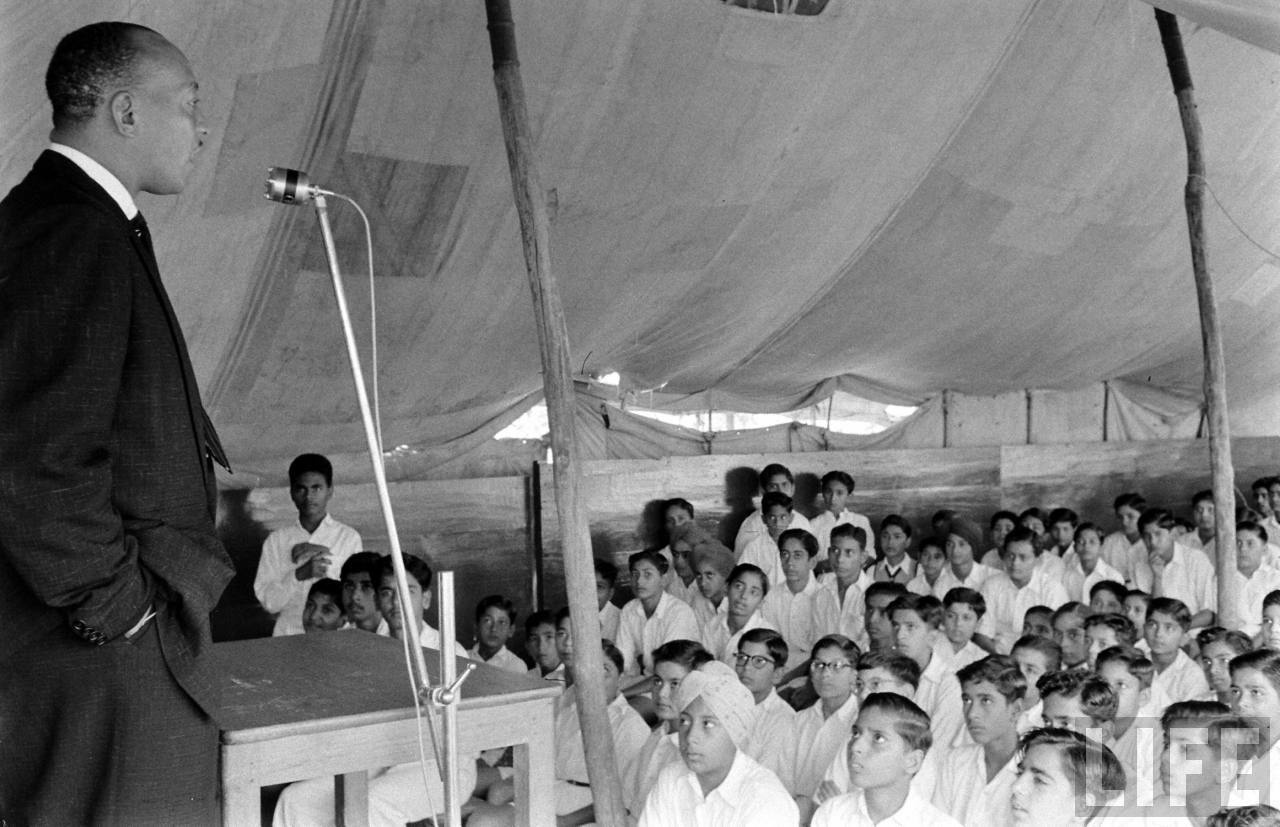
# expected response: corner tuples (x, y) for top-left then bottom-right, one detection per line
(673, 661), (757, 749)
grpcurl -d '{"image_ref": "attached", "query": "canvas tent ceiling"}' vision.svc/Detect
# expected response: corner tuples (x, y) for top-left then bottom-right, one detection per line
(3, 0), (1278, 476)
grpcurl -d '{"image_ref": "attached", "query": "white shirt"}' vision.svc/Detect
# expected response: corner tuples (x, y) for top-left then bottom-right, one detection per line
(617, 592), (702, 675)
(1151, 649), (1211, 703)
(810, 509), (876, 557)
(379, 620), (469, 657)
(744, 690), (798, 793)
(1100, 531), (1141, 586)
(873, 555), (917, 584)
(947, 640), (987, 670)
(555, 688), (650, 790)
(737, 532), (784, 590)
(1231, 563), (1280, 636)
(818, 571), (870, 643)
(814, 731), (940, 806)
(915, 651), (965, 754)
(979, 568), (1070, 654)
(700, 609), (777, 665)
(814, 788), (961, 827)
(906, 571), (951, 599)
(628, 729), (681, 817)
(933, 743), (1017, 827)
(466, 644), (527, 675)
(600, 601), (621, 642)
(253, 514), (363, 636)
(735, 509), (812, 556)
(762, 572), (841, 670)
(692, 592), (728, 634)
(933, 562), (1000, 595)
(792, 693), (861, 798)
(1132, 543), (1217, 616)
(639, 750), (798, 827)
(1061, 554), (1125, 603)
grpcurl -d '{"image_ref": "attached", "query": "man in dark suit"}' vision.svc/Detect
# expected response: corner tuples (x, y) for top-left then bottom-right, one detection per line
(0, 22), (235, 824)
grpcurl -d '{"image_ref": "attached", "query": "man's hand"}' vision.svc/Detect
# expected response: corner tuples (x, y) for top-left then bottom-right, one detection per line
(292, 542), (332, 581)
(1148, 548), (1167, 578)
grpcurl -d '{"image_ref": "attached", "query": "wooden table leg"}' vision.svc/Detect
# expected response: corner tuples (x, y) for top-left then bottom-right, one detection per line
(512, 711), (555, 827)
(336, 770), (369, 827)
(221, 745), (261, 827)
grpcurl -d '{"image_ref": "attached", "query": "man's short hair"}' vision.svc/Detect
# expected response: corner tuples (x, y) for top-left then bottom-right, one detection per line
(1003, 526), (1039, 554)
(1138, 508), (1176, 532)
(652, 639), (713, 672)
(778, 528), (819, 558)
(1048, 508), (1079, 528)
(1037, 670), (1118, 722)
(943, 587), (986, 620)
(594, 558), (619, 586)
(288, 453), (334, 486)
(957, 655), (1027, 702)
(341, 551), (382, 583)
(1196, 626), (1253, 656)
(1192, 489), (1215, 508)
(888, 594), (944, 629)
(1012, 634), (1063, 672)
(1147, 597), (1193, 630)
(830, 523), (867, 548)
(759, 463), (793, 486)
(665, 497), (695, 520)
(601, 640), (625, 673)
(629, 549), (669, 575)
(307, 577), (343, 604)
(1084, 613), (1138, 645)
(729, 563), (769, 596)
(858, 693), (933, 755)
(739, 628), (788, 669)
(1096, 645), (1156, 690)
(1240, 520), (1269, 544)
(1159, 699), (1232, 734)
(878, 514), (913, 538)
(761, 490), (793, 512)
(821, 470), (855, 491)
(475, 594), (516, 624)
(856, 651), (922, 690)
(46, 22), (157, 128)
(1113, 493), (1146, 512)
(990, 510), (1019, 529)
(1053, 601), (1092, 626)
(1074, 522), (1104, 544)
(379, 554), (434, 592)
(524, 609), (555, 636)
(864, 581), (908, 603)
(812, 634), (860, 663)
(1089, 580), (1127, 606)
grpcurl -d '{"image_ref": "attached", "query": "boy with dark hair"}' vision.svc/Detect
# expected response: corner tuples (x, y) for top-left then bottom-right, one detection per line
(981, 510), (1020, 568)
(864, 581), (908, 653)
(907, 535), (949, 599)
(595, 557), (621, 641)
(1097, 644), (1166, 801)
(934, 655), (1026, 825)
(1103, 492), (1148, 586)
(738, 490), (796, 588)
(1232, 520), (1280, 638)
(979, 526), (1070, 654)
(734, 628), (796, 793)
(1038, 670), (1119, 736)
(374, 555), (467, 654)
(763, 528), (838, 670)
(1090, 579), (1128, 615)
(1085, 612), (1139, 667)
(889, 593), (964, 750)
(813, 694), (960, 826)
(1022, 605), (1055, 640)
(255, 453), (363, 636)
(339, 551), (384, 633)
(733, 462), (811, 555)
(1047, 507), (1080, 558)
(820, 522), (872, 642)
(1052, 602), (1093, 671)
(1124, 589), (1151, 632)
(1011, 634), (1062, 732)
(1188, 489), (1217, 553)
(1145, 596), (1211, 701)
(1064, 522), (1125, 603)
(1196, 626), (1252, 705)
(702, 564), (776, 665)
(874, 514), (917, 583)
(1253, 477), (1276, 522)
(302, 578), (345, 633)
(617, 549), (700, 677)
(942, 587), (987, 668)
(524, 610), (564, 683)
(470, 594), (525, 674)
(810, 469), (876, 558)
(1135, 508), (1217, 628)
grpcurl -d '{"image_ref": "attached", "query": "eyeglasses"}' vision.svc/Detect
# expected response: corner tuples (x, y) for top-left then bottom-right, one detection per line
(810, 660), (853, 674)
(733, 653), (773, 669)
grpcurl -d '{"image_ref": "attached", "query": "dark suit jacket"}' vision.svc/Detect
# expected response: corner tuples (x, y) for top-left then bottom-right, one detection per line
(0, 150), (235, 711)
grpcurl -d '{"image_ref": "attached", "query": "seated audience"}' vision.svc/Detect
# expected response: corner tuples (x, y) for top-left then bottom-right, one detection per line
(1134, 508), (1217, 629)
(738, 490), (798, 588)
(1227, 648), (1280, 807)
(763, 528), (839, 671)
(616, 550), (701, 678)
(340, 552), (384, 633)
(1052, 603), (1093, 671)
(1103, 493), (1147, 587)
(627, 639), (713, 818)
(981, 510), (1021, 569)
(873, 515), (916, 584)
(735, 629), (798, 792)
(1012, 728), (1126, 826)
(1145, 597), (1211, 701)
(934, 655), (1027, 826)
(820, 523), (871, 642)
(376, 555), (467, 654)
(1124, 590), (1151, 634)
(890, 594), (964, 750)
(1197, 627), (1252, 705)
(1153, 702), (1255, 821)
(734, 463), (811, 555)
(1063, 522), (1124, 604)
(1234, 522), (1280, 638)
(1023, 605), (1055, 640)
(979, 527), (1070, 654)
(812, 693), (960, 827)
(793, 635), (862, 819)
(1096, 645), (1166, 806)
(687, 533), (735, 629)
(1038, 670), (1119, 746)
(524, 609), (565, 683)
(1046, 508), (1080, 561)
(1089, 580), (1128, 616)
(943, 587), (988, 669)
(469, 594), (526, 674)
(1084, 613), (1139, 669)
(254, 453), (362, 636)
(1187, 489), (1218, 552)
(301, 578), (345, 634)
(665, 517), (703, 605)
(809, 470), (875, 558)
(638, 661), (798, 825)
(938, 515), (1001, 595)
(1011, 635), (1063, 733)
(906, 535), (949, 599)
(863, 581), (908, 653)
(701, 563), (777, 664)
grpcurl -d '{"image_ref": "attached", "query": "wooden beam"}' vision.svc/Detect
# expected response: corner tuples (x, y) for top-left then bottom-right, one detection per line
(481, 2), (626, 825)
(1154, 9), (1237, 627)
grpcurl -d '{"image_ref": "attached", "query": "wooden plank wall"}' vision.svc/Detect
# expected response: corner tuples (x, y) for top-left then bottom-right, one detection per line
(214, 476), (535, 658)
(538, 437), (1280, 609)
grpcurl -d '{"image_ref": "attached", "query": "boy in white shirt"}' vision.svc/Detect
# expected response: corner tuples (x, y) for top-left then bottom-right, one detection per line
(1083, 612), (1139, 669)
(734, 463), (811, 555)
(1232, 521), (1280, 637)
(734, 628), (798, 793)
(524, 610), (564, 683)
(639, 661), (798, 826)
(1062, 522), (1124, 603)
(738, 490), (795, 588)
(468, 594), (526, 675)
(701, 563), (777, 665)
(821, 523), (872, 642)
(616, 550), (701, 680)
(906, 536), (949, 599)
(1089, 580), (1128, 616)
(942, 587), (987, 669)
(1010, 634), (1062, 733)
(873, 515), (917, 584)
(888, 593), (965, 750)
(1135, 508), (1217, 629)
(980, 511), (1019, 569)
(812, 693), (961, 827)
(936, 516), (999, 596)
(254, 453), (363, 636)
(1102, 493), (1147, 587)
(978, 527), (1070, 654)
(763, 528), (839, 672)
(1144, 597), (1211, 702)
(809, 470), (875, 558)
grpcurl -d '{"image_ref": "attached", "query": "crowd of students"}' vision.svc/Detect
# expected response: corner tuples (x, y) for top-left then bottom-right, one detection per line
(255, 454), (1280, 825)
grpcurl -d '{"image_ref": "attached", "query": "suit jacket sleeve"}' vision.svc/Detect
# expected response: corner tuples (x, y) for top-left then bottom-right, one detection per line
(0, 201), (154, 641)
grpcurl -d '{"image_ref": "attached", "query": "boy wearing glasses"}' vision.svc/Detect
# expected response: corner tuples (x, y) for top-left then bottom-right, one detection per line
(735, 628), (797, 793)
(791, 634), (861, 820)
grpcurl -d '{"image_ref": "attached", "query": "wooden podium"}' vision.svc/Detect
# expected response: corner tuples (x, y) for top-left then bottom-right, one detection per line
(210, 633), (560, 826)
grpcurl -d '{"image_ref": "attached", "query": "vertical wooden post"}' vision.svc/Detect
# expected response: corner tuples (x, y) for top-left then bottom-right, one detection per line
(1154, 9), (1237, 627)
(481, 2), (626, 824)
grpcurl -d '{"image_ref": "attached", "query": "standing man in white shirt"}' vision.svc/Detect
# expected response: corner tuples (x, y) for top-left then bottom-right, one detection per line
(254, 454), (363, 636)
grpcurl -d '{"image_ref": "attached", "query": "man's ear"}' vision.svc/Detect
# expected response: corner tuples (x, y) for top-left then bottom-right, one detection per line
(421, 588), (433, 612)
(109, 90), (137, 134)
(903, 747), (925, 777)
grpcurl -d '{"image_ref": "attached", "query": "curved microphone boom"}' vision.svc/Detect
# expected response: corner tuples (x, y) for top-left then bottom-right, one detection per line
(263, 167), (335, 205)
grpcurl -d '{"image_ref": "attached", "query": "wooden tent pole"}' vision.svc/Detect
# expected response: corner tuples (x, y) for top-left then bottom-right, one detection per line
(481, 2), (627, 824)
(1154, 10), (1237, 627)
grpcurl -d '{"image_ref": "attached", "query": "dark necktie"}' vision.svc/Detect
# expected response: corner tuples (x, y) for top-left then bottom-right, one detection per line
(130, 213), (158, 270)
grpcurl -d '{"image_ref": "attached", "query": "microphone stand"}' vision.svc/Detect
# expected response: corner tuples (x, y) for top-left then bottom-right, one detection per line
(310, 193), (466, 827)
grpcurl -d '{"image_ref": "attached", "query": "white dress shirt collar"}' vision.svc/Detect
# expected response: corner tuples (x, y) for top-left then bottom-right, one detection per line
(49, 142), (138, 219)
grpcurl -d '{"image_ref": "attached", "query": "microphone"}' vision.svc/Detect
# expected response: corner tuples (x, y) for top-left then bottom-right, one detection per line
(263, 167), (335, 205)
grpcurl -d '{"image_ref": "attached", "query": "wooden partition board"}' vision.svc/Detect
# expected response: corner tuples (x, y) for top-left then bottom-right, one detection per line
(537, 437), (1280, 608)
(216, 475), (534, 657)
